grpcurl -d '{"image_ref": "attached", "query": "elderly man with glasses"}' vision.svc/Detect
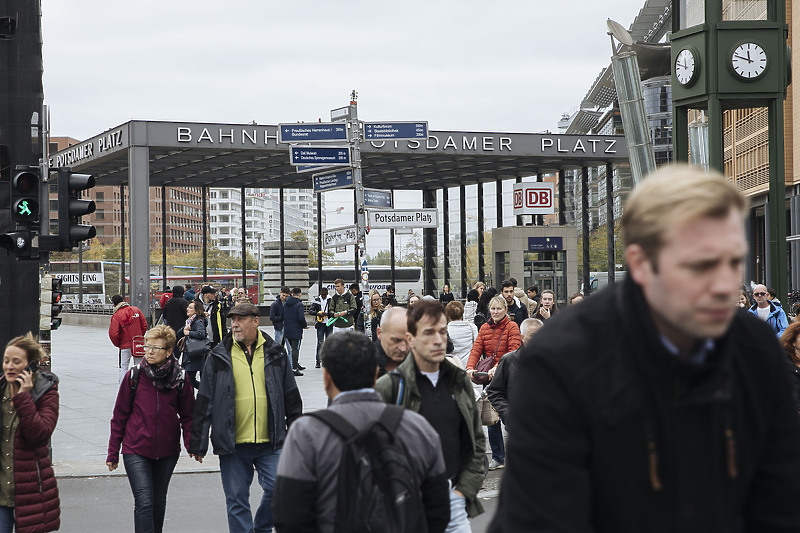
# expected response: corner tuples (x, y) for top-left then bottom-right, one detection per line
(748, 283), (789, 338)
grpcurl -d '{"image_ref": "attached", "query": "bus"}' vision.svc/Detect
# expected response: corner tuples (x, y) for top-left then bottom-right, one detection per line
(307, 266), (423, 301)
(149, 273), (259, 307)
(50, 261), (107, 305)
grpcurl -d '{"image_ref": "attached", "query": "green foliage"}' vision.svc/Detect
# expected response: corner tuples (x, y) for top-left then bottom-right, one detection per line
(576, 223), (626, 277)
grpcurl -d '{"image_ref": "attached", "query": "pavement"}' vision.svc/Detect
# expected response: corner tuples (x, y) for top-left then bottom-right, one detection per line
(49, 323), (503, 531)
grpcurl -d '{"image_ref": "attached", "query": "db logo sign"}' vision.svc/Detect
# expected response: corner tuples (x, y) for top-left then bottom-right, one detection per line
(512, 183), (555, 215)
(525, 189), (552, 208)
(513, 190), (524, 209)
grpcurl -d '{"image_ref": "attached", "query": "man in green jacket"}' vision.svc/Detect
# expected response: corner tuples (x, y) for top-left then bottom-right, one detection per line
(330, 278), (357, 333)
(375, 299), (487, 530)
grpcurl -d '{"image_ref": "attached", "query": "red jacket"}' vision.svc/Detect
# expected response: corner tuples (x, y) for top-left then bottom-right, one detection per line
(159, 292), (173, 310)
(107, 366), (194, 463)
(109, 303), (148, 350)
(3, 373), (60, 533)
(467, 315), (521, 370)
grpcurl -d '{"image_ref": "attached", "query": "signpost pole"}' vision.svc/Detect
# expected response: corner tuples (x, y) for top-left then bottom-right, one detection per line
(349, 92), (371, 340)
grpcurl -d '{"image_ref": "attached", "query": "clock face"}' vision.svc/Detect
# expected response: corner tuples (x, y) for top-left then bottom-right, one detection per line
(675, 48), (697, 86)
(731, 42), (768, 80)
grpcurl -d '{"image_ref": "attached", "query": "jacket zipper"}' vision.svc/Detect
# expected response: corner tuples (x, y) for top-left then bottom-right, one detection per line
(35, 459), (42, 493)
(248, 348), (257, 442)
(155, 388), (160, 459)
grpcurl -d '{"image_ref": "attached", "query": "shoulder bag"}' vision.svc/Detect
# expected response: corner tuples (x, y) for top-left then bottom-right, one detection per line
(471, 330), (504, 385)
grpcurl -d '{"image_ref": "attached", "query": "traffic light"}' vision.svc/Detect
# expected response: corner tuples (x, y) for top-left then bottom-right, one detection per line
(40, 274), (62, 331)
(57, 167), (96, 250)
(0, 229), (34, 258)
(11, 168), (39, 224)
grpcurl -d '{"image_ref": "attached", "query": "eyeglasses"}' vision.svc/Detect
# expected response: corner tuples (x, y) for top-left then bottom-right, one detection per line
(753, 292), (767, 296)
(144, 345), (168, 351)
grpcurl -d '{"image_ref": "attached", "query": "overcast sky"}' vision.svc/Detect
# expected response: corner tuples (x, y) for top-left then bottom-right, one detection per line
(42, 0), (646, 140)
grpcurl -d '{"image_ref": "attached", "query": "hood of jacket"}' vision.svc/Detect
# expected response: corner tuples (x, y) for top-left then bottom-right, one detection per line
(284, 296), (302, 310)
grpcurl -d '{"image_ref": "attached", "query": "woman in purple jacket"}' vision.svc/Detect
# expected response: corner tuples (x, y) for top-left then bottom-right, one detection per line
(107, 324), (195, 533)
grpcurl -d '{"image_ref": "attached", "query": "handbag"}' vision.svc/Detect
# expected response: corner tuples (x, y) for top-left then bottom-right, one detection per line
(471, 330), (505, 385)
(184, 335), (211, 361)
(477, 391), (500, 426)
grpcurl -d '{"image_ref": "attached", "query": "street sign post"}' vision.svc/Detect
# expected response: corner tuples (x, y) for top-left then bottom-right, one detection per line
(367, 208), (438, 229)
(278, 123), (348, 143)
(363, 122), (428, 141)
(323, 225), (358, 249)
(364, 189), (393, 209)
(289, 146), (351, 166)
(313, 169), (354, 193)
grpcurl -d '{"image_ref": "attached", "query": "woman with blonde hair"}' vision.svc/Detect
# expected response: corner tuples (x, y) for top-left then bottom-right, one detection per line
(108, 325), (195, 533)
(0, 333), (60, 533)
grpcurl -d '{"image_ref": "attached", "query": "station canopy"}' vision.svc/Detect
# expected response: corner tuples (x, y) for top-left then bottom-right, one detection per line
(52, 120), (629, 189)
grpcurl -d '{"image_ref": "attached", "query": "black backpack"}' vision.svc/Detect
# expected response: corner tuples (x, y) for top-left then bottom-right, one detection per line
(306, 405), (426, 533)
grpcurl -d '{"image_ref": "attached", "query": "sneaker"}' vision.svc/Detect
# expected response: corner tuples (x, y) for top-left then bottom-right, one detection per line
(296, 364), (306, 371)
(488, 459), (505, 471)
(293, 369), (304, 377)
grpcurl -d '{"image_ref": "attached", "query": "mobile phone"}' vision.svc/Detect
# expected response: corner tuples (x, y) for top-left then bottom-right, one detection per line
(23, 361), (37, 374)
(473, 371), (489, 378)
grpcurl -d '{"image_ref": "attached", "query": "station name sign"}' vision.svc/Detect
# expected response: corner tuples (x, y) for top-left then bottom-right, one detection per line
(52, 128), (125, 168)
(368, 209), (438, 229)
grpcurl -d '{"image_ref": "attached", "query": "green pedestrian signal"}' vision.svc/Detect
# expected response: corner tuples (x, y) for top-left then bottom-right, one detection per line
(10, 169), (40, 223)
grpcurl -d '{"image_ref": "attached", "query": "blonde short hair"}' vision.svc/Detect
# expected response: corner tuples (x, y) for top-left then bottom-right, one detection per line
(621, 164), (746, 263)
(145, 324), (176, 350)
(489, 295), (507, 309)
(6, 332), (45, 364)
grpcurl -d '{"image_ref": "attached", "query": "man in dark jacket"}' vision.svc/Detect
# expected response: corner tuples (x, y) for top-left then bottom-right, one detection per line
(501, 280), (528, 327)
(349, 283), (364, 332)
(273, 331), (450, 533)
(486, 318), (542, 425)
(189, 302), (302, 533)
(161, 285), (189, 345)
(283, 287), (308, 376)
(489, 165), (800, 533)
(201, 285), (227, 347)
(269, 287), (289, 347)
(375, 307), (409, 377)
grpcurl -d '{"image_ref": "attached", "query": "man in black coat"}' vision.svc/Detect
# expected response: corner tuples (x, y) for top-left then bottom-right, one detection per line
(490, 165), (800, 533)
(162, 284), (190, 345)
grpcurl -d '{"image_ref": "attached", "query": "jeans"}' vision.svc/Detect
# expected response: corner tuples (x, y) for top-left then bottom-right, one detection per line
(123, 453), (179, 533)
(287, 339), (301, 369)
(488, 420), (505, 464)
(315, 325), (332, 364)
(119, 348), (144, 384)
(273, 328), (284, 347)
(219, 443), (281, 533)
(444, 489), (471, 533)
(0, 506), (13, 533)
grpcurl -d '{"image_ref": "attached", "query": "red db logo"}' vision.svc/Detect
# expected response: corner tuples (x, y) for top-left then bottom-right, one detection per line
(525, 189), (552, 208)
(513, 190), (523, 209)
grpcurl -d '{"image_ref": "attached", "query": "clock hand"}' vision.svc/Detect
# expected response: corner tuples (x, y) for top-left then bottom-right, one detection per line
(734, 54), (753, 63)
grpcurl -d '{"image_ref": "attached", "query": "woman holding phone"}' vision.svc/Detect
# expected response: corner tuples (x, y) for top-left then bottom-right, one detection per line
(0, 333), (61, 533)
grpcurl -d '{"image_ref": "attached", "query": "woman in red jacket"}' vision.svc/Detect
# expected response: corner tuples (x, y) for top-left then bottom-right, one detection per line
(0, 333), (60, 533)
(466, 295), (521, 471)
(107, 325), (195, 533)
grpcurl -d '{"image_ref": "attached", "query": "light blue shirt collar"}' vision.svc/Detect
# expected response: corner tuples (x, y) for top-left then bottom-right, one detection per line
(659, 335), (715, 365)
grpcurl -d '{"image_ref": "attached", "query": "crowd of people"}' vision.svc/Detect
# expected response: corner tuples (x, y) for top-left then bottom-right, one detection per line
(69, 161), (800, 533)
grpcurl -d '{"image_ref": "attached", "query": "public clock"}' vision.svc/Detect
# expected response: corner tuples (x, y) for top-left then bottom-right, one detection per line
(675, 47), (699, 86)
(730, 42), (768, 80)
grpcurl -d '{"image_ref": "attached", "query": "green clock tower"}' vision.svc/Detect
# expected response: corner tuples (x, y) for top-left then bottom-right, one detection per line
(672, 0), (790, 295)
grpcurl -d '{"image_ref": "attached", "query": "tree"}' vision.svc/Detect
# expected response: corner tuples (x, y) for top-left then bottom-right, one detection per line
(576, 222), (626, 278)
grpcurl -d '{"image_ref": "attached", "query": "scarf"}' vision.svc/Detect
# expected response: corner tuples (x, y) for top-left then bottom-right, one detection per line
(140, 354), (183, 391)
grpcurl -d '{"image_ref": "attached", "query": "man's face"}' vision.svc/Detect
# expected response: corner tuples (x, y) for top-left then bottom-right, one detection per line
(231, 314), (259, 345)
(335, 283), (345, 295)
(320, 289), (328, 299)
(528, 289), (536, 299)
(280, 292), (289, 302)
(203, 292), (214, 304)
(540, 292), (554, 309)
(628, 209), (747, 348)
(407, 314), (448, 370)
(378, 313), (409, 364)
(753, 285), (769, 307)
(351, 287), (358, 295)
(502, 286), (515, 304)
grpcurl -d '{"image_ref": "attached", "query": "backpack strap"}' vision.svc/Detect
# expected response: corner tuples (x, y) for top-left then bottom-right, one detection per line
(129, 366), (140, 406)
(306, 409), (359, 441)
(388, 370), (405, 406)
(377, 405), (404, 434)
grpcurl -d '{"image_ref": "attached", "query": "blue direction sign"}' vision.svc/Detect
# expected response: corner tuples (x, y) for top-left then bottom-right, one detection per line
(278, 123), (348, 143)
(364, 189), (393, 209)
(363, 122), (428, 141)
(528, 237), (563, 251)
(313, 169), (354, 193)
(290, 146), (351, 166)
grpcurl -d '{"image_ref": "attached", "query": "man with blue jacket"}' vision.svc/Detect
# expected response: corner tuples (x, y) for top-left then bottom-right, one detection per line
(283, 287), (308, 377)
(189, 302), (302, 533)
(269, 287), (289, 347)
(749, 283), (788, 337)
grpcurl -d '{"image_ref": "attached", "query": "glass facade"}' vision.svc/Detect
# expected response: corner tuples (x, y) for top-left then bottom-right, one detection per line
(680, 0), (705, 28)
(642, 76), (674, 166)
(722, 0), (767, 21)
